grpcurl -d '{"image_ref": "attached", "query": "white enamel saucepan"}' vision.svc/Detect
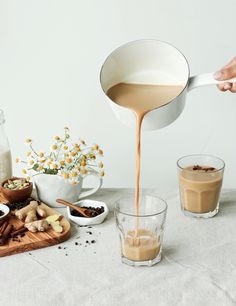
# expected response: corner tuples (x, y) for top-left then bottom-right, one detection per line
(100, 39), (236, 130)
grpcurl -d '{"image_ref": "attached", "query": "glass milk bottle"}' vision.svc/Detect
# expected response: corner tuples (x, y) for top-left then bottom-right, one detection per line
(0, 110), (12, 182)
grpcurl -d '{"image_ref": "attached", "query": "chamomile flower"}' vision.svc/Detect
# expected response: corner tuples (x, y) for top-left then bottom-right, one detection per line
(46, 159), (53, 167)
(70, 151), (77, 157)
(93, 144), (99, 150)
(70, 169), (78, 178)
(38, 152), (45, 158)
(28, 159), (34, 166)
(50, 143), (58, 151)
(25, 139), (32, 146)
(81, 168), (87, 175)
(66, 157), (72, 164)
(37, 165), (45, 172)
(50, 161), (60, 170)
(63, 172), (70, 180)
(74, 144), (81, 152)
(53, 136), (61, 141)
(60, 160), (65, 166)
(62, 145), (69, 152)
(100, 171), (105, 177)
(81, 160), (87, 167)
(18, 128), (104, 184)
(22, 168), (27, 174)
(98, 149), (103, 156)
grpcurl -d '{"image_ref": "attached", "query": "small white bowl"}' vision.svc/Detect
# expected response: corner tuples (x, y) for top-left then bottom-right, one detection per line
(0, 203), (10, 220)
(67, 199), (109, 226)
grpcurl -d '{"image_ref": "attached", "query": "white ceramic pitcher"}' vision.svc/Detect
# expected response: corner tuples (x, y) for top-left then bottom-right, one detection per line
(33, 172), (102, 208)
(100, 39), (236, 131)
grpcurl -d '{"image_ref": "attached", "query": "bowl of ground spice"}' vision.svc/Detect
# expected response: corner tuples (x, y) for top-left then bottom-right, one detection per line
(67, 199), (109, 226)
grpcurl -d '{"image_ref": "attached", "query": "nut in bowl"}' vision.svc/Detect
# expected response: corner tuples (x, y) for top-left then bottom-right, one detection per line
(1, 177), (33, 203)
(67, 199), (109, 226)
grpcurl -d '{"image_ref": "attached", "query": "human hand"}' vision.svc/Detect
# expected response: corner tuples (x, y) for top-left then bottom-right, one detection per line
(214, 57), (236, 92)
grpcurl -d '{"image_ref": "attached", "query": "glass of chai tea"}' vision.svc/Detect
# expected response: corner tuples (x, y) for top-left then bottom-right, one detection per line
(115, 193), (167, 267)
(177, 154), (225, 218)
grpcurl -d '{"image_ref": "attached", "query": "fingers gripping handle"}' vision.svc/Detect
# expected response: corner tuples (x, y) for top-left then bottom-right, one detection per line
(188, 73), (236, 91)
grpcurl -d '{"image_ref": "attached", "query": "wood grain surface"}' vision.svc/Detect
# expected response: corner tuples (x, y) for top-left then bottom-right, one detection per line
(0, 193), (71, 257)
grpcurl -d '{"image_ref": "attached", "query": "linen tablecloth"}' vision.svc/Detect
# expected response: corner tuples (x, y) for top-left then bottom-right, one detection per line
(0, 188), (236, 306)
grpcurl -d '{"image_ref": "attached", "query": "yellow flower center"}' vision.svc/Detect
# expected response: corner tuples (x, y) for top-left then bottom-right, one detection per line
(38, 152), (44, 157)
(64, 173), (69, 179)
(81, 169), (87, 175)
(29, 160), (34, 165)
(60, 160), (65, 166)
(52, 144), (58, 150)
(66, 158), (72, 163)
(63, 145), (68, 150)
(71, 172), (77, 177)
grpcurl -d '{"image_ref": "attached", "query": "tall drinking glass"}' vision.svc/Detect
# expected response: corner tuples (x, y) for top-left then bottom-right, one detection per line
(177, 154), (225, 218)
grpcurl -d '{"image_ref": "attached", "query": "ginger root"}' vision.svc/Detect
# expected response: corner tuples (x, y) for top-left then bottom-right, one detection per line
(15, 201), (38, 220)
(50, 221), (63, 233)
(36, 205), (47, 218)
(25, 220), (49, 232)
(25, 209), (37, 223)
(46, 214), (63, 233)
(15, 200), (47, 223)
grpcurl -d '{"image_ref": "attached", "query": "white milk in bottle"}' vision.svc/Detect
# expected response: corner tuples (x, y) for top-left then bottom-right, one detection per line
(0, 110), (12, 182)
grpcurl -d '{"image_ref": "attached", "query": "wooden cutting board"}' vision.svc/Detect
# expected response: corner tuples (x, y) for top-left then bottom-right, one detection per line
(0, 193), (71, 257)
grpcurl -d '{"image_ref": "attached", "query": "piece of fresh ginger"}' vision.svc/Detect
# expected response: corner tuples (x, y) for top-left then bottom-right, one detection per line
(36, 205), (47, 218)
(50, 221), (63, 233)
(25, 209), (37, 223)
(25, 220), (49, 232)
(46, 215), (63, 233)
(15, 201), (38, 220)
(15, 200), (47, 223)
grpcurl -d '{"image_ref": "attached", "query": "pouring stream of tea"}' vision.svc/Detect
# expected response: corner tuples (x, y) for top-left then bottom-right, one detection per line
(107, 82), (183, 230)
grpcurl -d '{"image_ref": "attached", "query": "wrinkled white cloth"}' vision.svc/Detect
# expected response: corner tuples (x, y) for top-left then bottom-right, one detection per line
(0, 188), (236, 306)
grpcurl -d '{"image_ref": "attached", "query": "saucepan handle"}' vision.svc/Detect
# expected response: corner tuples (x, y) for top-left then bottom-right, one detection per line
(188, 73), (236, 91)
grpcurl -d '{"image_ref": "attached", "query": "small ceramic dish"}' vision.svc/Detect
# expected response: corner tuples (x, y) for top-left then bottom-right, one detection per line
(67, 199), (109, 226)
(0, 203), (10, 220)
(1, 177), (33, 203)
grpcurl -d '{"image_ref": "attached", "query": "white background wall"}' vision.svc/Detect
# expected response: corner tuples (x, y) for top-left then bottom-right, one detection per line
(0, 0), (236, 190)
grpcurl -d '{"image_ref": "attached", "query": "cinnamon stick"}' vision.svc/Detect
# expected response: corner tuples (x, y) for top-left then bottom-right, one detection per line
(11, 227), (28, 238)
(0, 221), (9, 237)
(0, 224), (13, 245)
